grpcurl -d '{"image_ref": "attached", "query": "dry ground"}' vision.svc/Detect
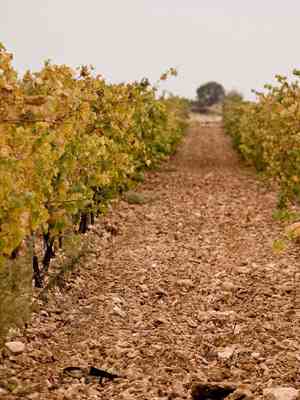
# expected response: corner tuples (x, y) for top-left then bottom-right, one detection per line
(1, 115), (299, 399)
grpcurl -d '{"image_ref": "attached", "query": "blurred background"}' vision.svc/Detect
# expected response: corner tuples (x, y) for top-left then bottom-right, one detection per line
(1, 0), (300, 100)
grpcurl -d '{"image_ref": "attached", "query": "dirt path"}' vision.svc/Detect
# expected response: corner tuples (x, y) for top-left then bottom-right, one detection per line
(1, 116), (299, 399)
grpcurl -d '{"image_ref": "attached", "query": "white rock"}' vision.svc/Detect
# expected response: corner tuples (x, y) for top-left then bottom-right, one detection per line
(197, 310), (237, 321)
(113, 305), (126, 318)
(263, 387), (299, 400)
(27, 393), (41, 400)
(218, 345), (236, 360)
(40, 310), (49, 317)
(0, 388), (8, 395)
(177, 279), (194, 288)
(5, 341), (26, 354)
(222, 281), (236, 291)
(193, 212), (201, 218)
(112, 295), (125, 305)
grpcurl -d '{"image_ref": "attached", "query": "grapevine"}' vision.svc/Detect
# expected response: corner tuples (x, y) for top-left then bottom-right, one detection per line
(0, 43), (188, 302)
(223, 71), (300, 207)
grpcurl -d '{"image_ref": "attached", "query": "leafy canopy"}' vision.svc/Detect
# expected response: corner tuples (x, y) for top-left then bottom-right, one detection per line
(196, 81), (225, 108)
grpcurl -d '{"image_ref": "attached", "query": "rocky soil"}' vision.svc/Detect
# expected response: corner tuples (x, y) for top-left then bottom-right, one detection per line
(0, 115), (299, 399)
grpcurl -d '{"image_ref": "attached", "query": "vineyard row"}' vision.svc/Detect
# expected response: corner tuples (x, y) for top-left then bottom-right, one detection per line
(0, 44), (188, 339)
(224, 71), (300, 209)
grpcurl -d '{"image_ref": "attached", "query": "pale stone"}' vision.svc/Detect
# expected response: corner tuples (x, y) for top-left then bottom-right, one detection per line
(177, 279), (194, 288)
(222, 281), (236, 291)
(27, 393), (41, 400)
(113, 305), (126, 318)
(218, 345), (236, 360)
(5, 341), (25, 354)
(263, 387), (299, 400)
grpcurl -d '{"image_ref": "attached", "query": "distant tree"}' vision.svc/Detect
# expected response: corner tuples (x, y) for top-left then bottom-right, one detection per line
(196, 82), (225, 108)
(225, 90), (243, 102)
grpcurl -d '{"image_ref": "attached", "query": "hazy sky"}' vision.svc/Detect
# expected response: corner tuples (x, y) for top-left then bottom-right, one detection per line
(1, 1), (300, 99)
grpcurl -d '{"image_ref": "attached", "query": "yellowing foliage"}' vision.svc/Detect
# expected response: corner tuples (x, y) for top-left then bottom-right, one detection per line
(0, 44), (188, 264)
(223, 71), (300, 207)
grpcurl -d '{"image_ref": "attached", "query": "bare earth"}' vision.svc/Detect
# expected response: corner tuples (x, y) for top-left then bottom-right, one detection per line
(1, 116), (299, 399)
